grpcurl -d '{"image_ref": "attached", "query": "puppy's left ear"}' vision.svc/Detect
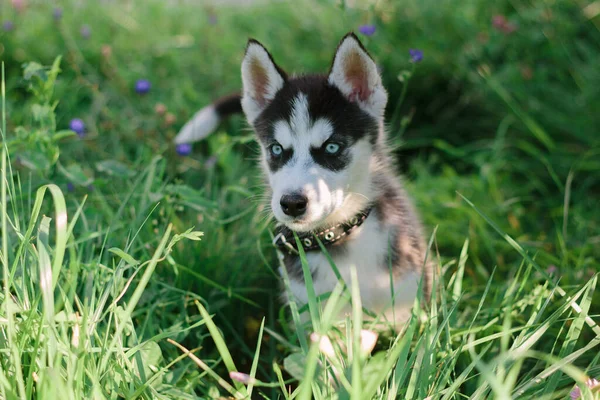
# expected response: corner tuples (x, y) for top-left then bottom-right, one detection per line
(328, 33), (387, 119)
(241, 39), (287, 125)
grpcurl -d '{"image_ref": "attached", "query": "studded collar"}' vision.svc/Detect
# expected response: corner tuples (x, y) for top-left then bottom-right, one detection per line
(273, 206), (373, 255)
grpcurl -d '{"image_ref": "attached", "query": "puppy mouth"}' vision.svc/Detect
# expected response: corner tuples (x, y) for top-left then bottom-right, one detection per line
(272, 199), (336, 232)
(277, 213), (330, 233)
(284, 220), (319, 233)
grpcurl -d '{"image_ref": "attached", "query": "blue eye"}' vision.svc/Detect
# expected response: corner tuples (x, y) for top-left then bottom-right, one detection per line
(324, 143), (341, 155)
(270, 144), (283, 156)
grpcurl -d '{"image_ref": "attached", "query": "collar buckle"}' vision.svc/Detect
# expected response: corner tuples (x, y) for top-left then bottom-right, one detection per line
(273, 232), (298, 255)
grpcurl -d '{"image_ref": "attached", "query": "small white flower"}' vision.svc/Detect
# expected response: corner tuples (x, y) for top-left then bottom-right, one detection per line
(310, 332), (336, 359)
(71, 322), (80, 348)
(359, 330), (378, 355)
(229, 371), (255, 385)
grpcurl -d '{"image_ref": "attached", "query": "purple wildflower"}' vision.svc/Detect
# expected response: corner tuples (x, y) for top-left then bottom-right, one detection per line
(53, 7), (63, 21)
(176, 143), (192, 156)
(2, 21), (14, 32)
(134, 79), (151, 95)
(67, 182), (75, 192)
(69, 118), (86, 137)
(87, 184), (94, 192)
(80, 24), (91, 39)
(409, 49), (423, 63)
(208, 14), (218, 25)
(546, 265), (558, 275)
(358, 24), (376, 36)
(570, 378), (599, 399)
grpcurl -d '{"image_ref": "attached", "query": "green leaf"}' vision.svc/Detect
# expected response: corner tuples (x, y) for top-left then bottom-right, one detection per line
(58, 163), (94, 186)
(114, 305), (135, 337)
(195, 300), (248, 397)
(96, 160), (136, 178)
(53, 130), (76, 140)
(22, 62), (46, 81)
(283, 352), (306, 381)
(293, 232), (320, 332)
(31, 104), (54, 122)
(177, 230), (204, 241)
(247, 318), (265, 397)
(165, 228), (204, 254)
(18, 150), (52, 171)
(108, 247), (139, 266)
(165, 184), (218, 208)
(132, 341), (163, 386)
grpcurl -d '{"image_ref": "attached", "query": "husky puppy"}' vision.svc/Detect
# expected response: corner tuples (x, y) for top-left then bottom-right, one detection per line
(175, 33), (433, 328)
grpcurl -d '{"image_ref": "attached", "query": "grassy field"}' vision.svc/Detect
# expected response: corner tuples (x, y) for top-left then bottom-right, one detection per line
(1, 0), (599, 398)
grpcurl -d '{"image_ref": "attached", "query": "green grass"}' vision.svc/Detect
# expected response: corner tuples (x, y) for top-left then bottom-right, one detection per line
(1, 0), (599, 398)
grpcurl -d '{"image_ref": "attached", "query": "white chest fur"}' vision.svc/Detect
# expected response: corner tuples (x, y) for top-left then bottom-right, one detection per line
(283, 217), (420, 326)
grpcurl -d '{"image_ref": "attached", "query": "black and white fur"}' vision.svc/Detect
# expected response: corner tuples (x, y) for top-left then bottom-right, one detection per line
(175, 33), (433, 328)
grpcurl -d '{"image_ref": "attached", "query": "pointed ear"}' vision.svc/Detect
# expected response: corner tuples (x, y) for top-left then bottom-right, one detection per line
(328, 33), (387, 119)
(241, 39), (287, 124)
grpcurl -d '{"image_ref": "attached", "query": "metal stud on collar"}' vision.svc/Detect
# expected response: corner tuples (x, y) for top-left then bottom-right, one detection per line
(349, 216), (359, 225)
(303, 238), (312, 247)
(324, 231), (335, 241)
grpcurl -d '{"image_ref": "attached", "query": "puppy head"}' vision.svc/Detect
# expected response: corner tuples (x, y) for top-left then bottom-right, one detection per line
(241, 34), (387, 231)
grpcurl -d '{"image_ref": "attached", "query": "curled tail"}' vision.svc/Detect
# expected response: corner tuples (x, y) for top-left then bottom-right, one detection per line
(174, 93), (242, 144)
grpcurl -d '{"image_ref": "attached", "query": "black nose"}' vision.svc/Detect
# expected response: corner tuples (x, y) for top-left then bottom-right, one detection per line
(280, 194), (308, 217)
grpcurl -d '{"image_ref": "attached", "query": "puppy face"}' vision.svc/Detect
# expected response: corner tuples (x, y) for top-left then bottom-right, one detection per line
(241, 34), (387, 231)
